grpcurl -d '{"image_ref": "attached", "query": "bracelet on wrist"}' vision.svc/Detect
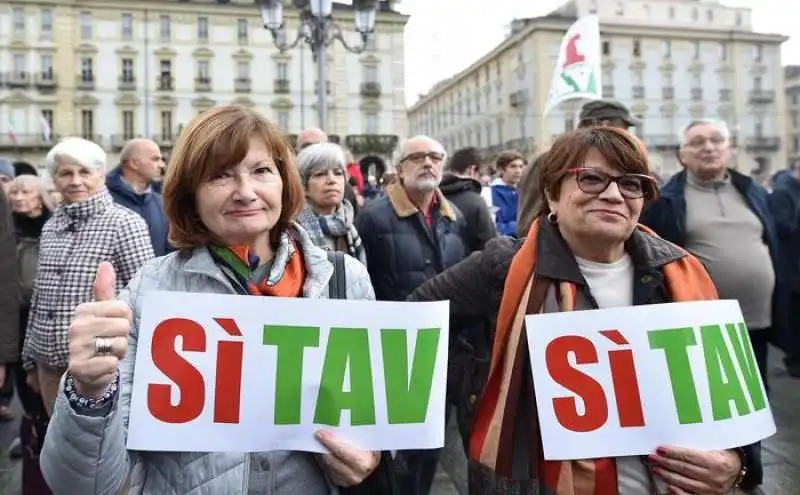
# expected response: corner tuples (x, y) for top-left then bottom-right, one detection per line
(732, 447), (748, 488)
(64, 371), (119, 410)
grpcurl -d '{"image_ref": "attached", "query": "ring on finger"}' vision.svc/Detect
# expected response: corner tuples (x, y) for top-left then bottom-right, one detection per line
(94, 336), (114, 356)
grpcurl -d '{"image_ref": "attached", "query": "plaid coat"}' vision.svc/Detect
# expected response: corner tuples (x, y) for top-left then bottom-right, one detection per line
(22, 187), (154, 369)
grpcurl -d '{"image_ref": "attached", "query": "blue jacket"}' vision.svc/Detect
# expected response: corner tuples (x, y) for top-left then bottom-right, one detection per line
(641, 168), (783, 335)
(106, 168), (171, 257)
(769, 169), (800, 290)
(491, 184), (519, 237)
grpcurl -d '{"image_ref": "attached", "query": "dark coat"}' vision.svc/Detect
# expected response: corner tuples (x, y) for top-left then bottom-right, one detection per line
(0, 187), (19, 364)
(354, 184), (468, 302)
(106, 167), (171, 257)
(439, 173), (497, 252)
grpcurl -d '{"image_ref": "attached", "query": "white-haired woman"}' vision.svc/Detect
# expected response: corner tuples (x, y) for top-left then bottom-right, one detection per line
(296, 143), (367, 265)
(22, 137), (155, 416)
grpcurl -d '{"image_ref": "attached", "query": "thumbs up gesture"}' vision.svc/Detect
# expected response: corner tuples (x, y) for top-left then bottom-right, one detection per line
(67, 262), (132, 398)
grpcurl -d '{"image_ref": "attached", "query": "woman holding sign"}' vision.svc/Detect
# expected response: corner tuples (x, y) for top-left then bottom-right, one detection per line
(39, 106), (395, 494)
(410, 127), (757, 494)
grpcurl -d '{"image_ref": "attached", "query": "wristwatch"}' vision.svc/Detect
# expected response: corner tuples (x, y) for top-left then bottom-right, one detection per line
(732, 447), (748, 488)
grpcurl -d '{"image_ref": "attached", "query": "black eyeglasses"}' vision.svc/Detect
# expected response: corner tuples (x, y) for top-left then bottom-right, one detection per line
(401, 151), (445, 164)
(568, 168), (658, 200)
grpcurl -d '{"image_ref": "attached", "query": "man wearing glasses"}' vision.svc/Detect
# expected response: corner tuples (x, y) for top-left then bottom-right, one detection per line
(641, 119), (778, 491)
(355, 135), (468, 495)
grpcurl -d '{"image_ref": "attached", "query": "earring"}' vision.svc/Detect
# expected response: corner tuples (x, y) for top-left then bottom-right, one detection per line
(546, 212), (558, 224)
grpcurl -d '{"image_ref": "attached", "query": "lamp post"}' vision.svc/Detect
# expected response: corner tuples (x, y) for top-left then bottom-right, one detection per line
(256, 0), (378, 131)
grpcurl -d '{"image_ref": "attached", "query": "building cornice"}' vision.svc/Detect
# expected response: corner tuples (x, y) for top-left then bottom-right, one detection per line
(408, 16), (789, 114)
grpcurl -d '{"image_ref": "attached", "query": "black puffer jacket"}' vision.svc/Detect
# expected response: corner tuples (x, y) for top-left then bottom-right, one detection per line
(439, 173), (496, 252)
(355, 184), (468, 301)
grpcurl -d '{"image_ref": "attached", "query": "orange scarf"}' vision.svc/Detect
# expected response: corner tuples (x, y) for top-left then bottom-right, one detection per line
(210, 242), (307, 298)
(469, 219), (718, 494)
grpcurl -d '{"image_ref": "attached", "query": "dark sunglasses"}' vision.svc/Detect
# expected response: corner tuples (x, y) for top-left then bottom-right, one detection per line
(401, 151), (445, 164)
(567, 168), (658, 200)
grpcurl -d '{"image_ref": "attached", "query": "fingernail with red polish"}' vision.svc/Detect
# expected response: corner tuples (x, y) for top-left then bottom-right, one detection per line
(656, 447), (668, 456)
(648, 454), (659, 464)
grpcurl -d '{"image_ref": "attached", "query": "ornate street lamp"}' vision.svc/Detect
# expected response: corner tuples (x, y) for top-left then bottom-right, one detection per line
(256, 0), (378, 131)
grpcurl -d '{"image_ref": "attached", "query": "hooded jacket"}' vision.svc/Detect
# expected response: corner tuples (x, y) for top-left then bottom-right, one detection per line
(439, 173), (497, 252)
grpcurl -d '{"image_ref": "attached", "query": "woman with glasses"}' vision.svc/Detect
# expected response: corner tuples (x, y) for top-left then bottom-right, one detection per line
(408, 127), (755, 494)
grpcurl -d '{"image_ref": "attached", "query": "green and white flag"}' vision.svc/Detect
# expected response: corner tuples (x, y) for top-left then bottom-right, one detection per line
(543, 15), (602, 117)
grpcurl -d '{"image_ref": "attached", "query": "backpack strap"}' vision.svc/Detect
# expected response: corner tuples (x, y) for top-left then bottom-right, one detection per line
(326, 251), (348, 300)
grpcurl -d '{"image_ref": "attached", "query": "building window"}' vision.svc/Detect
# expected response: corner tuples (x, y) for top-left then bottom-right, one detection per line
(122, 111), (135, 139)
(161, 111), (173, 141)
(602, 40), (611, 56)
(753, 76), (763, 90)
(81, 57), (94, 81)
(615, 0), (624, 16)
(80, 11), (92, 40)
(720, 42), (727, 61)
(754, 44), (763, 62)
(692, 8), (698, 21)
(736, 12), (743, 26)
(237, 61), (250, 80)
(237, 19), (248, 43)
(662, 40), (671, 59)
(122, 58), (134, 81)
(13, 54), (26, 77)
(755, 120), (763, 137)
(277, 62), (288, 80)
(692, 41), (700, 60)
(364, 66), (378, 82)
(81, 110), (94, 139)
(198, 17), (209, 42)
(278, 111), (289, 130)
(633, 38), (641, 58)
(643, 4), (650, 16)
(197, 60), (210, 81)
(793, 136), (799, 153)
(707, 9), (714, 22)
(159, 60), (172, 89)
(41, 9), (53, 37)
(40, 54), (53, 79)
(668, 6), (675, 19)
(565, 118), (575, 132)
(41, 110), (54, 136)
(160, 15), (171, 39)
(122, 13), (133, 40)
(13, 7), (25, 33)
(365, 112), (378, 134)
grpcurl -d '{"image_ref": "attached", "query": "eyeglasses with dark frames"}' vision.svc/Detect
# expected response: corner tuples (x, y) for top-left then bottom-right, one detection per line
(401, 151), (445, 164)
(567, 168), (658, 200)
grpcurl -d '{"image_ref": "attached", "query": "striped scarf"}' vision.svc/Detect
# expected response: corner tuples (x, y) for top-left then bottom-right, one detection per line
(208, 232), (306, 298)
(469, 219), (718, 494)
(296, 200), (366, 265)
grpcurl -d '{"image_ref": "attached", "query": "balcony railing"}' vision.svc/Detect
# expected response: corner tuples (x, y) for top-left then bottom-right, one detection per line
(158, 75), (174, 91)
(195, 77), (212, 92)
(77, 75), (95, 91)
(314, 80), (332, 95)
(745, 136), (781, 152)
(509, 90), (527, 107)
(345, 134), (399, 155)
(34, 73), (57, 91)
(749, 89), (775, 105)
(0, 133), (57, 150)
(360, 81), (381, 98)
(235, 77), (251, 93)
(118, 76), (136, 91)
(274, 78), (290, 94)
(6, 71), (31, 88)
(632, 86), (645, 99)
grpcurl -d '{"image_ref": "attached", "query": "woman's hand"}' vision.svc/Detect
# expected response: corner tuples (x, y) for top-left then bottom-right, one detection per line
(314, 430), (381, 487)
(68, 262), (131, 398)
(649, 445), (742, 494)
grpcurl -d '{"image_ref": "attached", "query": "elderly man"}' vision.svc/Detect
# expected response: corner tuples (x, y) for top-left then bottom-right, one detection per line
(642, 119), (778, 490)
(355, 135), (468, 495)
(106, 138), (170, 256)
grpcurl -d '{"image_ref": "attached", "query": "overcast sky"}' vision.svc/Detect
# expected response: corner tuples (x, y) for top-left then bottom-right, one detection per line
(397, 0), (800, 107)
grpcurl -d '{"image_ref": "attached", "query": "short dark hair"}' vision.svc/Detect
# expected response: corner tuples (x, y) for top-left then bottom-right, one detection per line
(495, 150), (525, 171)
(448, 147), (482, 174)
(537, 127), (654, 216)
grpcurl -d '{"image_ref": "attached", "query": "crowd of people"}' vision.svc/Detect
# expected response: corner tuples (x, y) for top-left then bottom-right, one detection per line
(0, 99), (795, 494)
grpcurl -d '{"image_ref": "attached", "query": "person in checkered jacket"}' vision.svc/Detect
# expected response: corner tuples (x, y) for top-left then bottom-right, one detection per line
(21, 137), (155, 417)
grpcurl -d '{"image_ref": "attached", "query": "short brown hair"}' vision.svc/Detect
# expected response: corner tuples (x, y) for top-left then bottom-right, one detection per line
(163, 105), (304, 250)
(495, 150), (525, 171)
(537, 127), (652, 216)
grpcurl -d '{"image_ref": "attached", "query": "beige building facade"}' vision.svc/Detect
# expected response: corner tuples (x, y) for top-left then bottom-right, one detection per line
(786, 65), (800, 165)
(0, 0), (408, 171)
(407, 0), (789, 177)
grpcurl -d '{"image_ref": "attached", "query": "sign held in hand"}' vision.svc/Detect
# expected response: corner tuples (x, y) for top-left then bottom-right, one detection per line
(526, 300), (775, 460)
(127, 291), (449, 453)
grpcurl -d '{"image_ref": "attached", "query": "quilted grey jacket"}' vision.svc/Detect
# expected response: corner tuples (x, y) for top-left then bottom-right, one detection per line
(40, 225), (375, 495)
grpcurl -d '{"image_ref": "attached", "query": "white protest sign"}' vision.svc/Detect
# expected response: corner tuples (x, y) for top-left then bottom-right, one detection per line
(127, 291), (449, 453)
(526, 300), (775, 460)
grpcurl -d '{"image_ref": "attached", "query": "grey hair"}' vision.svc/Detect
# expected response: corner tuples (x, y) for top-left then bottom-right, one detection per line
(391, 135), (447, 169)
(296, 142), (347, 187)
(45, 137), (107, 176)
(679, 119), (731, 147)
(10, 174), (56, 212)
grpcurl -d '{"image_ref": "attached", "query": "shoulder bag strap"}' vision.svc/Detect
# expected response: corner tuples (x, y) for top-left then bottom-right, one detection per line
(326, 251), (348, 299)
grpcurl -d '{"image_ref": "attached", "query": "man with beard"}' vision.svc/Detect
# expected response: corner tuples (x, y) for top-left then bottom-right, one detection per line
(354, 135), (468, 495)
